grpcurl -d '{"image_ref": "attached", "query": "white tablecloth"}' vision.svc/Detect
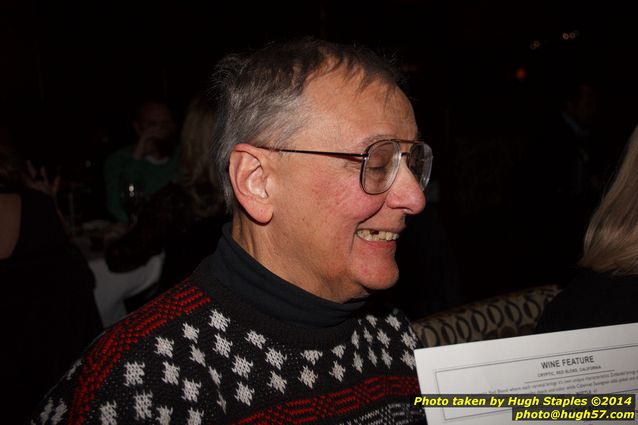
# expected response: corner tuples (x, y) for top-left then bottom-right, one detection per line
(90, 253), (164, 327)
(74, 236), (164, 327)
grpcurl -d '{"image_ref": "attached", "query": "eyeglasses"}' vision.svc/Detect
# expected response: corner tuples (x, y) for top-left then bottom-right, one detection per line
(264, 139), (433, 195)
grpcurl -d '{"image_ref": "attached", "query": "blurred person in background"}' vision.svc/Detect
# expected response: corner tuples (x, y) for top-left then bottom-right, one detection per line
(536, 123), (638, 332)
(513, 79), (604, 287)
(105, 94), (227, 310)
(0, 131), (102, 424)
(103, 99), (181, 223)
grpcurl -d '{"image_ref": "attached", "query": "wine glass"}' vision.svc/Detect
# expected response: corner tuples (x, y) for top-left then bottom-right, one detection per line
(119, 176), (147, 223)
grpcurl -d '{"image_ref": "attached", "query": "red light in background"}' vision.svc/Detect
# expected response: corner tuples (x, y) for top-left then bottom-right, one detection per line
(515, 67), (527, 81)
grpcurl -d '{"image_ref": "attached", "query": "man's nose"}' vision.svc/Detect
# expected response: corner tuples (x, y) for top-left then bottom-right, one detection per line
(385, 162), (426, 214)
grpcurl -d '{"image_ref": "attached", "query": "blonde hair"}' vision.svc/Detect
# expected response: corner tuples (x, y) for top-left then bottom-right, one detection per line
(175, 95), (225, 217)
(580, 124), (638, 275)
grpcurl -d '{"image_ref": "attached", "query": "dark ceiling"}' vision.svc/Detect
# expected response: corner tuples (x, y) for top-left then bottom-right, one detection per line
(1, 0), (637, 163)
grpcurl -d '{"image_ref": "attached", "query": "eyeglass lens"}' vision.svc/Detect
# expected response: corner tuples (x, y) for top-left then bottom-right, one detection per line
(362, 141), (432, 194)
(363, 141), (396, 194)
(408, 143), (432, 189)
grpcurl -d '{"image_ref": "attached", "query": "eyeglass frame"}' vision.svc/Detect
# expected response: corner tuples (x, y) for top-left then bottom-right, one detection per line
(261, 139), (433, 195)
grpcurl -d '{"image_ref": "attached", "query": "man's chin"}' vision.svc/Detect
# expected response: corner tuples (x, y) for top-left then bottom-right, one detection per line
(359, 271), (399, 293)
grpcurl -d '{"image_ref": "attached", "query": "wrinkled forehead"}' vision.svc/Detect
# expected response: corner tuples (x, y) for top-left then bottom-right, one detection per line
(300, 66), (416, 142)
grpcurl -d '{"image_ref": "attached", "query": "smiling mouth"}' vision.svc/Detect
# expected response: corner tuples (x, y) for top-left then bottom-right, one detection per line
(356, 229), (400, 241)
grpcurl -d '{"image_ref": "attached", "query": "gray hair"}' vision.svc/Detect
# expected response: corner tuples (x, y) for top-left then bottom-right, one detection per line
(208, 37), (404, 211)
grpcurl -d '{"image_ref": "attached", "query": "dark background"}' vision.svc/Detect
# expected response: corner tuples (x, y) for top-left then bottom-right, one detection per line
(2, 0), (638, 306)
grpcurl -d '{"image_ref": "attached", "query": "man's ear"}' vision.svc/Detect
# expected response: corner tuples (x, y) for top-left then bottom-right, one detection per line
(229, 143), (274, 224)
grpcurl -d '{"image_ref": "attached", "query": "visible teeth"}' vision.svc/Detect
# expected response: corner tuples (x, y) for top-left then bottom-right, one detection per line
(357, 229), (399, 241)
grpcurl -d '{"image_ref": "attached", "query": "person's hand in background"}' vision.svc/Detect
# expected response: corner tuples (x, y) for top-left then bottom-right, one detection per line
(25, 160), (60, 198)
(132, 127), (165, 159)
(25, 160), (68, 232)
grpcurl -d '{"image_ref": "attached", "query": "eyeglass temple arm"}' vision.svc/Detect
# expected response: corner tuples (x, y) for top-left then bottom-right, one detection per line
(271, 148), (367, 158)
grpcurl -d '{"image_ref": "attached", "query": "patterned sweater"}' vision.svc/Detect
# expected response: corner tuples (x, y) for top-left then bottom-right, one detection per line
(29, 233), (426, 424)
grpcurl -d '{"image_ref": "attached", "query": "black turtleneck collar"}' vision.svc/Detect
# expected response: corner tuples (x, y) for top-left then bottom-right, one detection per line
(199, 223), (365, 329)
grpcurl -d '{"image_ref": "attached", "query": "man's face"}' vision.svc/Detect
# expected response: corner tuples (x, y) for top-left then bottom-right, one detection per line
(134, 102), (175, 140)
(266, 68), (426, 303)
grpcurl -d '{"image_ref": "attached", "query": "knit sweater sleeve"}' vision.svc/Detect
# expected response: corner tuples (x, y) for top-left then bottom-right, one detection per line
(28, 282), (219, 425)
